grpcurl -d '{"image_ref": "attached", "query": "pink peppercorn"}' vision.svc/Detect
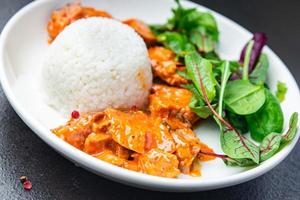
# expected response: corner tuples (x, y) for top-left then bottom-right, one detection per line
(23, 180), (32, 190)
(71, 110), (80, 119)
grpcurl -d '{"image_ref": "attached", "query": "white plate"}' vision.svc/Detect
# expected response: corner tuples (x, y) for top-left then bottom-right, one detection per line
(0, 0), (299, 192)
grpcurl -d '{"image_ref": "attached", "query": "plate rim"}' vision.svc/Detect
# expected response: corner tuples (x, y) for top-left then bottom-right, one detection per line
(0, 0), (299, 192)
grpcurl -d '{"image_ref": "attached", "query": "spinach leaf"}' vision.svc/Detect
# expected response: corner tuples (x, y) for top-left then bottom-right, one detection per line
(224, 80), (266, 115)
(246, 89), (284, 142)
(185, 52), (217, 102)
(260, 112), (298, 162)
(276, 81), (288, 103)
(226, 111), (249, 134)
(249, 54), (269, 85)
(157, 32), (196, 56)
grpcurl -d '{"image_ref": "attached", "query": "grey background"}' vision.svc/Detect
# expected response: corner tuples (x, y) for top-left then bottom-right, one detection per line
(0, 0), (299, 199)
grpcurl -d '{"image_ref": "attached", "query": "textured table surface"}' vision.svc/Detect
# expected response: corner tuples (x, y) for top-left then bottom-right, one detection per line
(0, 0), (299, 199)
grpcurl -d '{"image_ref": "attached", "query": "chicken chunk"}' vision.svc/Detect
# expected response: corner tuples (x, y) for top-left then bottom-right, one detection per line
(52, 114), (94, 149)
(83, 132), (111, 155)
(148, 46), (188, 86)
(47, 3), (112, 42)
(171, 127), (202, 174)
(149, 84), (197, 124)
(104, 109), (175, 154)
(138, 149), (180, 178)
(95, 150), (138, 171)
(123, 19), (156, 44)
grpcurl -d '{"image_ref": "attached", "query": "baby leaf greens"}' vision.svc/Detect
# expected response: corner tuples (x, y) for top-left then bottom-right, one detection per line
(239, 32), (267, 73)
(249, 53), (269, 85)
(151, 0), (299, 168)
(224, 80), (266, 115)
(226, 112), (249, 134)
(151, 0), (219, 55)
(157, 32), (196, 56)
(185, 53), (260, 164)
(260, 112), (298, 162)
(276, 81), (288, 103)
(246, 89), (284, 142)
(185, 52), (216, 102)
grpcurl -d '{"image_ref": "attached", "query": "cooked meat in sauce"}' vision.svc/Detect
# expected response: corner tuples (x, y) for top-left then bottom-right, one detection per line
(48, 4), (156, 45)
(52, 107), (214, 178)
(149, 84), (198, 124)
(47, 3), (112, 42)
(123, 19), (156, 45)
(148, 46), (188, 86)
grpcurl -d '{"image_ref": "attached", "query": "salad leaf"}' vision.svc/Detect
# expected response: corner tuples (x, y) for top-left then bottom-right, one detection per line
(260, 112), (298, 162)
(220, 127), (260, 164)
(242, 41), (254, 80)
(231, 33), (267, 80)
(176, 69), (191, 80)
(203, 51), (221, 61)
(282, 112), (298, 143)
(246, 89), (284, 142)
(223, 157), (256, 167)
(224, 80), (266, 115)
(154, 0), (219, 53)
(249, 53), (269, 85)
(190, 27), (215, 53)
(185, 52), (217, 102)
(276, 81), (288, 103)
(239, 32), (267, 73)
(226, 111), (249, 134)
(260, 133), (282, 162)
(157, 32), (196, 56)
(216, 61), (260, 164)
(189, 96), (213, 119)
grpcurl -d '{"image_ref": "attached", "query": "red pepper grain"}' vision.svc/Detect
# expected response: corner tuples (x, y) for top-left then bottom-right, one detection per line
(71, 110), (80, 119)
(23, 180), (32, 190)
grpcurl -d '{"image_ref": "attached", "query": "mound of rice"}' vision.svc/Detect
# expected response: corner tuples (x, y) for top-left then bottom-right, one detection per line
(41, 17), (152, 114)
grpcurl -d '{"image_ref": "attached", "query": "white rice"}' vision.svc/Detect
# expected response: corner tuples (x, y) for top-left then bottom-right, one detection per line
(41, 17), (152, 114)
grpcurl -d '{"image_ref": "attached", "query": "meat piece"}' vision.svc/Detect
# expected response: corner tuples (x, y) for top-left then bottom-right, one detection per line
(149, 84), (197, 124)
(83, 132), (111, 155)
(95, 150), (138, 171)
(148, 46), (188, 86)
(123, 19), (156, 44)
(47, 3), (112, 42)
(171, 127), (202, 174)
(104, 109), (175, 154)
(138, 149), (180, 178)
(52, 114), (94, 149)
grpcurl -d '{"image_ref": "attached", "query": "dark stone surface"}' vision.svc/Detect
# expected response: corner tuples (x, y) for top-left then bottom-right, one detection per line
(0, 0), (299, 199)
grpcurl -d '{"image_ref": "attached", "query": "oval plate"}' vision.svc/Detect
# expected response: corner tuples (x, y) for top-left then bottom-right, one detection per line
(0, 0), (299, 192)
